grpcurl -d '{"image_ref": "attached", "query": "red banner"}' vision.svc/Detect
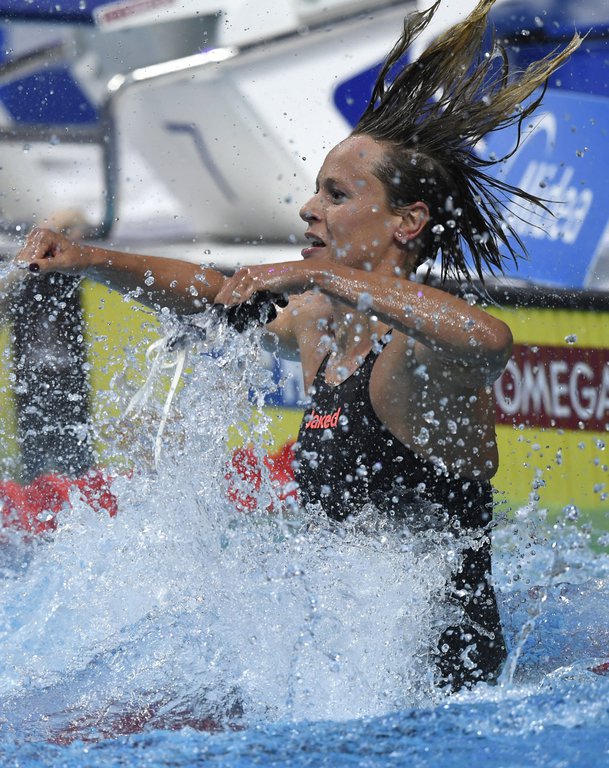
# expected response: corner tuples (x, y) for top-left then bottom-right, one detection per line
(494, 344), (609, 432)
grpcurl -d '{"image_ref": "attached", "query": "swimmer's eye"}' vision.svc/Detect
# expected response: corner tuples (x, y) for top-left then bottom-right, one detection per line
(329, 188), (347, 203)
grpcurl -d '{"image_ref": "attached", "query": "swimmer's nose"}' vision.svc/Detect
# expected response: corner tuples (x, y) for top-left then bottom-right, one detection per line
(299, 198), (320, 223)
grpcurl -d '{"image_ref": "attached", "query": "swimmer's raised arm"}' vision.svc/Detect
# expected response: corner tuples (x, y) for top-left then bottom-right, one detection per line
(216, 258), (512, 382)
(15, 227), (226, 314)
(311, 263), (512, 380)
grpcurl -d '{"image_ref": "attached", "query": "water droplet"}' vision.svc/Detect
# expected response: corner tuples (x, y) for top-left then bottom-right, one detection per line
(565, 334), (577, 344)
(356, 292), (373, 311)
(336, 366), (349, 380)
(413, 427), (429, 446)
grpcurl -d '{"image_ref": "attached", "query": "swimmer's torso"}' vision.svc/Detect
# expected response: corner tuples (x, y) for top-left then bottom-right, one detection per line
(281, 293), (499, 484)
(294, 336), (493, 527)
(295, 341), (408, 521)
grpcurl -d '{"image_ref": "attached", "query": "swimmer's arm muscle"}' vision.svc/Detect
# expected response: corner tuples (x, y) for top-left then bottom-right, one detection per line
(204, 258), (511, 378)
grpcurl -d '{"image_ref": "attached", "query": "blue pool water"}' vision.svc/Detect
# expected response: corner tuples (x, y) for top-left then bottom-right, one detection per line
(1, 322), (609, 767)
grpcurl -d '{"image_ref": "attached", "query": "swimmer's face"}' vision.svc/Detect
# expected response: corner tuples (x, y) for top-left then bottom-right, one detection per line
(299, 135), (404, 268)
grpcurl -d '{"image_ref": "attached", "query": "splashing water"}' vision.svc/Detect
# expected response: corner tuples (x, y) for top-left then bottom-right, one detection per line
(0, 319), (461, 739)
(1, 316), (609, 765)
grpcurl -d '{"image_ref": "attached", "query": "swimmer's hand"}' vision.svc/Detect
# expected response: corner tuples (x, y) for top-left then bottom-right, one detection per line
(215, 262), (320, 308)
(14, 228), (91, 276)
(212, 291), (289, 332)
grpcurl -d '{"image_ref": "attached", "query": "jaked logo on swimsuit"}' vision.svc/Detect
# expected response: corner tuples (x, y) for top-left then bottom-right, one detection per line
(305, 408), (341, 429)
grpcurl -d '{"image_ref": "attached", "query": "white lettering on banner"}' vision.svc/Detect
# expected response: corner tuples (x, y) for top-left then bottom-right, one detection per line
(509, 161), (593, 245)
(569, 362), (596, 420)
(549, 360), (570, 418)
(596, 366), (609, 420)
(521, 361), (551, 416)
(495, 347), (609, 431)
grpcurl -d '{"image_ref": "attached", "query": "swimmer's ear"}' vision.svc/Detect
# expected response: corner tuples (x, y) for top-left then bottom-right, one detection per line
(394, 202), (429, 245)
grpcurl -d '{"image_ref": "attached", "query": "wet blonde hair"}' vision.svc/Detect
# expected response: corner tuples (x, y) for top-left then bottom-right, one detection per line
(354, 0), (582, 281)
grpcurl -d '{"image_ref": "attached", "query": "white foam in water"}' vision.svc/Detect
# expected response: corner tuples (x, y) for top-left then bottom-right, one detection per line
(0, 319), (472, 741)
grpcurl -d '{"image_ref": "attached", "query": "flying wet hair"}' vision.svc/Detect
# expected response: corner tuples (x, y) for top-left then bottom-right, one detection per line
(353, 0), (582, 282)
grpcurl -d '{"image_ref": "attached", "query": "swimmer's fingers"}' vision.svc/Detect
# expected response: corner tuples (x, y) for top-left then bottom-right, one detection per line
(216, 263), (314, 306)
(215, 268), (260, 306)
(14, 228), (58, 273)
(14, 227), (80, 275)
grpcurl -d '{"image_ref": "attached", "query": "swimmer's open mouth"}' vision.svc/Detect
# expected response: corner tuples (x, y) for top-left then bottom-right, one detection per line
(305, 234), (326, 247)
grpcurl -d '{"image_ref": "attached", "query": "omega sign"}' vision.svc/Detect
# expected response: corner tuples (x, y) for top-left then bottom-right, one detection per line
(494, 344), (609, 432)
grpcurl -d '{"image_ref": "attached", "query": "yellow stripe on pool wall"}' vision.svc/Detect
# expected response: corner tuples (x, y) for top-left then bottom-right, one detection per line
(83, 281), (162, 411)
(2, 280), (609, 529)
(494, 424), (609, 523)
(489, 306), (609, 349)
(0, 326), (18, 476)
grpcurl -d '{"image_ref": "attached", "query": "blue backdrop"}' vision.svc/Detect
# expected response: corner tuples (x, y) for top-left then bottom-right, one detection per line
(0, 0), (108, 22)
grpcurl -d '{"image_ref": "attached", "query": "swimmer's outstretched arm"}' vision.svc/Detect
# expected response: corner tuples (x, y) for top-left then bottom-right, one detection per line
(215, 259), (512, 381)
(14, 227), (226, 314)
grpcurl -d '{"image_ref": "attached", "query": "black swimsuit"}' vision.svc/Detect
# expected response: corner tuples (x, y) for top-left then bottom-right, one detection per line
(294, 340), (507, 690)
